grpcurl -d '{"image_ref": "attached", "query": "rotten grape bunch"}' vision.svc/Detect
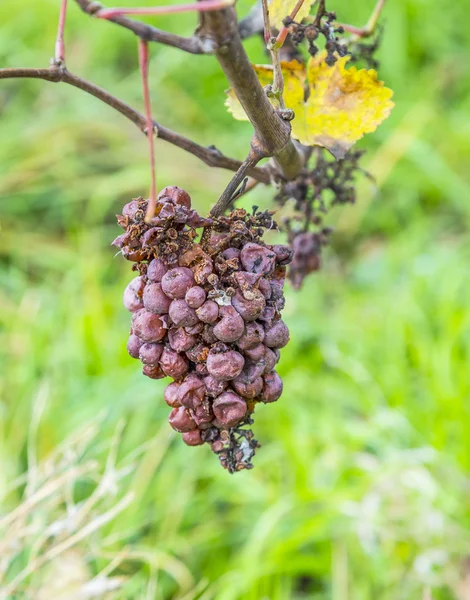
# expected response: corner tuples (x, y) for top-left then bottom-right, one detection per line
(115, 187), (292, 472)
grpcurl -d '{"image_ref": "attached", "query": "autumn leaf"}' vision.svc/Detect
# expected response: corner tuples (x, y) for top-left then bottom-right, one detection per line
(268, 0), (314, 31)
(225, 52), (394, 159)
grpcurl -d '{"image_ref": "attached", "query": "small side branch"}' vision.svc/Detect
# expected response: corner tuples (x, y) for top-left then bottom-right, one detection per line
(74, 0), (214, 54)
(0, 66), (270, 184)
(210, 152), (263, 217)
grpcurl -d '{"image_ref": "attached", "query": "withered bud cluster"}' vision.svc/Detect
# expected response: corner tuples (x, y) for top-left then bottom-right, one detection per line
(276, 149), (365, 288)
(282, 10), (348, 63)
(114, 187), (293, 472)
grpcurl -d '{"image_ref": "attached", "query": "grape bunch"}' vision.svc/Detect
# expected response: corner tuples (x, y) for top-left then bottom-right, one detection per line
(114, 187), (292, 472)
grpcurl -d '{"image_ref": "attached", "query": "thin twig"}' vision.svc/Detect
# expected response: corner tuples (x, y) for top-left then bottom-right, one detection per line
(97, 0), (234, 19)
(54, 0), (68, 64)
(74, 0), (214, 54)
(0, 66), (270, 183)
(138, 41), (157, 221)
(336, 0), (387, 39)
(210, 152), (263, 217)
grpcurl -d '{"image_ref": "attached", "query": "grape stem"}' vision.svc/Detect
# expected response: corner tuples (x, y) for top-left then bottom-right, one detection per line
(138, 40), (158, 222)
(0, 66), (270, 184)
(335, 0), (387, 39)
(96, 0), (235, 19)
(54, 0), (68, 65)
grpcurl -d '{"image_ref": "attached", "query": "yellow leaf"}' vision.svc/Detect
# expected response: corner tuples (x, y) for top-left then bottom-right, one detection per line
(268, 0), (315, 30)
(225, 52), (394, 159)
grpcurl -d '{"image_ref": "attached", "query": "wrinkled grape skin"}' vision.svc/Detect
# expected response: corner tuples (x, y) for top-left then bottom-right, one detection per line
(191, 402), (213, 428)
(164, 382), (181, 407)
(240, 243), (276, 275)
(143, 282), (171, 314)
(161, 267), (195, 299)
(127, 334), (143, 359)
(244, 343), (266, 362)
(265, 320), (290, 348)
(206, 349), (245, 381)
(142, 364), (166, 379)
(185, 322), (204, 335)
(237, 322), (265, 351)
(168, 327), (196, 353)
(132, 309), (166, 342)
(213, 306), (245, 343)
(147, 258), (168, 283)
(139, 342), (164, 365)
(168, 407), (197, 432)
(182, 430), (204, 446)
(213, 391), (247, 428)
(123, 276), (145, 312)
(231, 290), (265, 321)
(262, 346), (278, 373)
(260, 371), (283, 403)
(158, 185), (191, 209)
(159, 348), (189, 379)
(271, 244), (293, 265)
(204, 375), (227, 398)
(185, 286), (206, 309)
(232, 376), (263, 399)
(196, 301), (219, 324)
(122, 200), (140, 220)
(169, 299), (199, 327)
(177, 374), (205, 409)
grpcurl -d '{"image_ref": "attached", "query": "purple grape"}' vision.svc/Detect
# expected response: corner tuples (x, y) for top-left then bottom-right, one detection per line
(213, 391), (247, 428)
(168, 407), (197, 432)
(158, 185), (191, 209)
(159, 348), (189, 379)
(237, 322), (265, 351)
(127, 333), (143, 359)
(177, 374), (205, 409)
(147, 258), (168, 283)
(190, 401), (213, 428)
(244, 343), (266, 362)
(161, 267), (195, 299)
(213, 306), (245, 342)
(168, 327), (196, 353)
(132, 309), (166, 342)
(142, 364), (165, 379)
(201, 324), (218, 345)
(271, 244), (294, 265)
(260, 371), (283, 403)
(222, 248), (241, 261)
(206, 348), (245, 381)
(139, 342), (164, 365)
(122, 200), (141, 220)
(169, 299), (199, 327)
(240, 243), (276, 275)
(123, 276), (145, 312)
(182, 430), (204, 446)
(185, 342), (209, 364)
(195, 363), (209, 376)
(232, 376), (263, 399)
(264, 320), (289, 348)
(236, 362), (265, 384)
(195, 300), (219, 324)
(231, 290), (265, 321)
(143, 282), (171, 314)
(185, 286), (206, 308)
(262, 346), (278, 373)
(185, 322), (204, 335)
(258, 278), (272, 299)
(204, 375), (227, 398)
(164, 382), (181, 407)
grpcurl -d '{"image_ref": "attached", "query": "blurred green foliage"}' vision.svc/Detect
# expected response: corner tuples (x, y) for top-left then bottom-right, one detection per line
(1, 0), (470, 598)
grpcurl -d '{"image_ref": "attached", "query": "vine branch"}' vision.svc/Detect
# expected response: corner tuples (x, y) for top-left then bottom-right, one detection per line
(74, 0), (215, 54)
(0, 66), (270, 184)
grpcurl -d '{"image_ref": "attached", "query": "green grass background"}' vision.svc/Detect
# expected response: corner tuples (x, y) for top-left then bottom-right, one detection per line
(1, 0), (470, 598)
